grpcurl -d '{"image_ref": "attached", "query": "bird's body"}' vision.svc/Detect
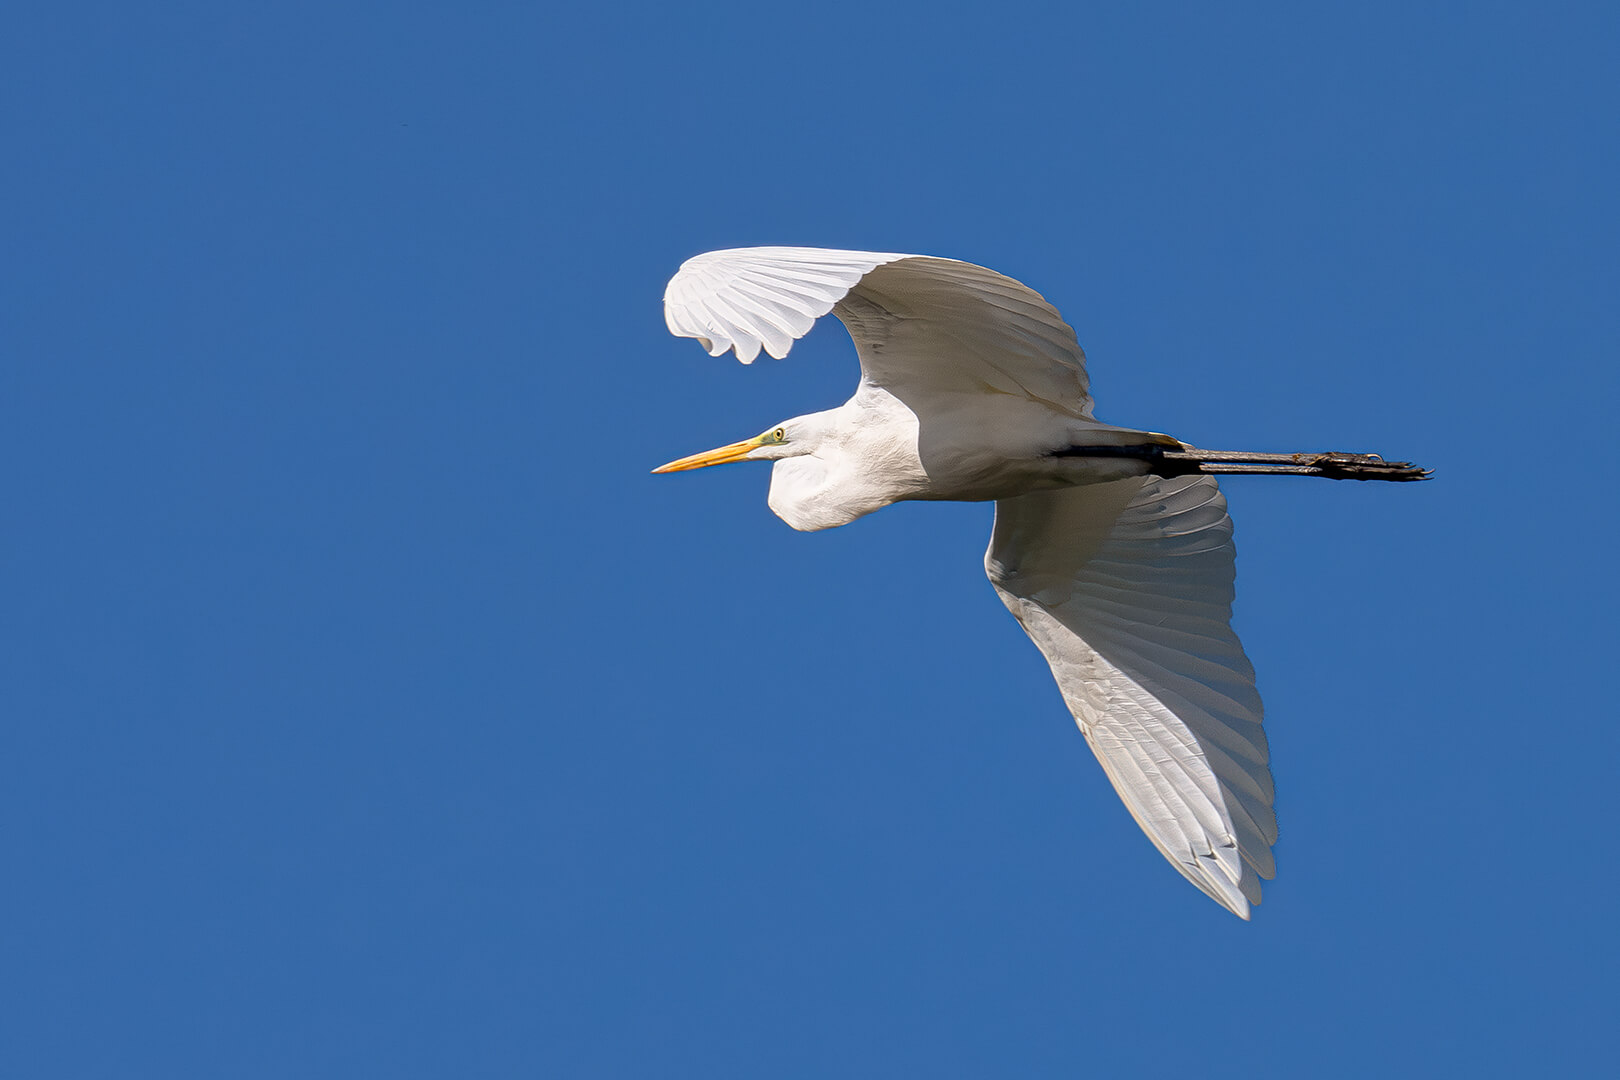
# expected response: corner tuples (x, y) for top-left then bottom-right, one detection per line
(756, 384), (1166, 530)
(655, 246), (1425, 918)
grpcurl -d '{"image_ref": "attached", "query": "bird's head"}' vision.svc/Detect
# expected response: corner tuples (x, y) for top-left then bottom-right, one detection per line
(652, 418), (810, 473)
(653, 410), (879, 531)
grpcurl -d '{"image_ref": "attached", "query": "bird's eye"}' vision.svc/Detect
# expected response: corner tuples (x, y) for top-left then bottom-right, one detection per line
(773, 428), (786, 441)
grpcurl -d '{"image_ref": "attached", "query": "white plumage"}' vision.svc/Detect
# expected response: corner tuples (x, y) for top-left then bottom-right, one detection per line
(656, 246), (1421, 918)
(986, 475), (1273, 913)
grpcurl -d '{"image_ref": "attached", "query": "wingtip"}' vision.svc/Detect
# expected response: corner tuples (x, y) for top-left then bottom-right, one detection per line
(1209, 880), (1254, 920)
(1205, 883), (1253, 920)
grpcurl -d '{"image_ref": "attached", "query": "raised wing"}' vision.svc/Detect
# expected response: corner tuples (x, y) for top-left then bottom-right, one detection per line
(664, 246), (1093, 417)
(985, 474), (1277, 918)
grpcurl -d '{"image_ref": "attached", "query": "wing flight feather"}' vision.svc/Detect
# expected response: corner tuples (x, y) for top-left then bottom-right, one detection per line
(664, 248), (908, 361)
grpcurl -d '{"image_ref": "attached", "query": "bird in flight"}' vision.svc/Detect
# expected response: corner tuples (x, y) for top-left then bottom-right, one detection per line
(654, 247), (1426, 918)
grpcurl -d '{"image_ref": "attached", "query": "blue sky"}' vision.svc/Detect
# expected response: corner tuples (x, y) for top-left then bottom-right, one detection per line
(5, 2), (1617, 1076)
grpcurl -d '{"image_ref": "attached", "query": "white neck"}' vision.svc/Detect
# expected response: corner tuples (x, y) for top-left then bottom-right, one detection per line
(766, 388), (928, 531)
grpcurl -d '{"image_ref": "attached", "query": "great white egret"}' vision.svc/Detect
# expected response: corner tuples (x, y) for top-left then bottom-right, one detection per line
(654, 247), (1426, 918)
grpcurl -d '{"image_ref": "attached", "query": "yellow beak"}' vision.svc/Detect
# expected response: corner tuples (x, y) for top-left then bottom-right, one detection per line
(652, 436), (764, 474)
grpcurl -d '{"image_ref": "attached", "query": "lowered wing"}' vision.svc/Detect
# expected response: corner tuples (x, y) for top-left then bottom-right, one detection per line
(985, 474), (1278, 917)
